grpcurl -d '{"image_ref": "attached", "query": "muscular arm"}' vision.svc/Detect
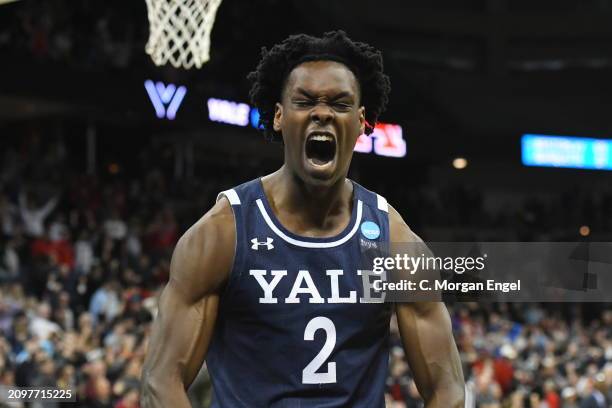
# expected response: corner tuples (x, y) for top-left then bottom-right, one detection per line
(389, 205), (465, 408)
(141, 199), (235, 408)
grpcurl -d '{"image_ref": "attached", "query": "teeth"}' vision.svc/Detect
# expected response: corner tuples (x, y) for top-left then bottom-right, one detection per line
(309, 134), (334, 142)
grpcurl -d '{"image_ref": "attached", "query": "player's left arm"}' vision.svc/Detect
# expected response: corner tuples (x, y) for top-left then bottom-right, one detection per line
(388, 205), (465, 408)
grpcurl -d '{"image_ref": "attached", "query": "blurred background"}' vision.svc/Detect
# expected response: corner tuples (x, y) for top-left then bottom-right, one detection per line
(0, 0), (611, 407)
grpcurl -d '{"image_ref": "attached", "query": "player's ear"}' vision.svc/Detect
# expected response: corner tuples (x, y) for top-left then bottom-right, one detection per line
(358, 106), (366, 135)
(273, 103), (283, 132)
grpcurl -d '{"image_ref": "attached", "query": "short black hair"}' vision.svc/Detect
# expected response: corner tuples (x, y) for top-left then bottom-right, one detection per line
(247, 30), (391, 141)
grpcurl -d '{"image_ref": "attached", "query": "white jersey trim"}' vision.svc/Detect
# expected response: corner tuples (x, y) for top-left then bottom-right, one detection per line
(217, 189), (241, 205)
(376, 194), (388, 213)
(255, 199), (363, 248)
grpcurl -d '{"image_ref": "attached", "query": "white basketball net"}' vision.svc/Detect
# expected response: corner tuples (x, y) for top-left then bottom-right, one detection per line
(144, 0), (223, 69)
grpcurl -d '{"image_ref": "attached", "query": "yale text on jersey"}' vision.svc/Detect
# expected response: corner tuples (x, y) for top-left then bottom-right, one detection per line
(249, 269), (385, 304)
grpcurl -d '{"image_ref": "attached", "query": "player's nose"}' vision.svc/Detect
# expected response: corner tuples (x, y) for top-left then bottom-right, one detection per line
(310, 104), (334, 125)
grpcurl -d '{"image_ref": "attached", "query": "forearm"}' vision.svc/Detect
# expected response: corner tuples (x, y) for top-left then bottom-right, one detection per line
(423, 327), (465, 407)
(420, 364), (465, 407)
(397, 303), (465, 407)
(424, 382), (465, 408)
(141, 373), (192, 408)
(140, 285), (218, 408)
(140, 313), (200, 408)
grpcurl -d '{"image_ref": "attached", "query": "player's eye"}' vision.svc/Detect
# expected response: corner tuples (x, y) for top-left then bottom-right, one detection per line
(333, 102), (352, 111)
(293, 100), (314, 107)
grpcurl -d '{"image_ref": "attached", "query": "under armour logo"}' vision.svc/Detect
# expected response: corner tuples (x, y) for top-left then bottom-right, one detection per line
(251, 237), (274, 250)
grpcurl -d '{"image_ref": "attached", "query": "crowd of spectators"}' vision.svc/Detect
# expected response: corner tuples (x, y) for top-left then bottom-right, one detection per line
(369, 179), (612, 242)
(0, 134), (184, 407)
(0, 0), (146, 70)
(387, 303), (611, 408)
(0, 132), (610, 407)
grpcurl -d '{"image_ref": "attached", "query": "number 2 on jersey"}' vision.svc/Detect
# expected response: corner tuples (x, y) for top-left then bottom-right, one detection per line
(302, 316), (337, 384)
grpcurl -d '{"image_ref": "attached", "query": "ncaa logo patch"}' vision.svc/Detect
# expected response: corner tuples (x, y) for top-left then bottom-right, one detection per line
(360, 221), (380, 240)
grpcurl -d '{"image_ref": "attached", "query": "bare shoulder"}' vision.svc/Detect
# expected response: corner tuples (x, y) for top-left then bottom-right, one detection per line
(387, 203), (423, 244)
(169, 197), (236, 304)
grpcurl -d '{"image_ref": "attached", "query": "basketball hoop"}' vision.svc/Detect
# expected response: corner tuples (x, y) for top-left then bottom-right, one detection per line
(144, 0), (223, 69)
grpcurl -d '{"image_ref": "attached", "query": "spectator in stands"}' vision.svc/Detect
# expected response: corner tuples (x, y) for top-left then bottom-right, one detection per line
(89, 281), (121, 326)
(18, 191), (58, 238)
(28, 302), (60, 340)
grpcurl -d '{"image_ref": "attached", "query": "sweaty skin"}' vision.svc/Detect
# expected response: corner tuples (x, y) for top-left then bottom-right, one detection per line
(140, 60), (465, 407)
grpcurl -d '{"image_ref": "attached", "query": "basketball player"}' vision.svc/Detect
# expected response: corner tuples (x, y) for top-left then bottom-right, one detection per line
(141, 31), (465, 407)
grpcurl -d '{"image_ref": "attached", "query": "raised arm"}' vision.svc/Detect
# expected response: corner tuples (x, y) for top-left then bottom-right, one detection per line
(140, 198), (235, 408)
(388, 205), (465, 408)
(39, 195), (59, 219)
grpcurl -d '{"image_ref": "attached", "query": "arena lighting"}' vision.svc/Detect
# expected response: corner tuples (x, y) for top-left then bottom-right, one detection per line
(354, 134), (373, 153)
(522, 134), (612, 171)
(207, 97), (256, 128)
(144, 80), (187, 120)
(579, 225), (590, 237)
(371, 123), (406, 158)
(108, 163), (120, 174)
(206, 97), (406, 158)
(208, 98), (250, 126)
(453, 157), (468, 169)
(249, 108), (264, 129)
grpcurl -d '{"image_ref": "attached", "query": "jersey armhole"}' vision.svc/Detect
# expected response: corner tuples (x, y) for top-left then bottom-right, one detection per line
(374, 193), (391, 244)
(376, 193), (389, 213)
(216, 190), (245, 298)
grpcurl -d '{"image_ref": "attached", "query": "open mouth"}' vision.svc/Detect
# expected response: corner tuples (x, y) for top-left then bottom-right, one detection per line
(305, 133), (336, 165)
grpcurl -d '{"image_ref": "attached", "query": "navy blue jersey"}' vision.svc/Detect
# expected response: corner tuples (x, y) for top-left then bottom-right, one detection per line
(207, 178), (392, 408)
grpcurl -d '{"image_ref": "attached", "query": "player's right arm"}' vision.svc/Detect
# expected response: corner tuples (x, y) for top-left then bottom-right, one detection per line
(140, 198), (235, 408)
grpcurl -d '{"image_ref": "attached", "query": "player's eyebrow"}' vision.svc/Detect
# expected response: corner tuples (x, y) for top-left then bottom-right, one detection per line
(294, 88), (355, 100)
(294, 88), (316, 99)
(329, 91), (354, 101)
